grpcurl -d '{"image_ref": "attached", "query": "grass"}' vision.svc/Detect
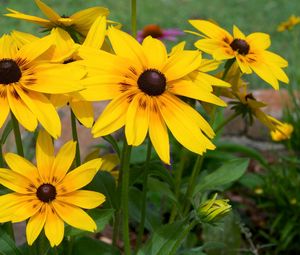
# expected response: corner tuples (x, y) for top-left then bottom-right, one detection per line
(1, 0), (300, 87)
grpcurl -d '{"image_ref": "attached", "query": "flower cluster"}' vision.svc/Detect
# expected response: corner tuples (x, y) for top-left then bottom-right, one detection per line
(0, 0), (293, 249)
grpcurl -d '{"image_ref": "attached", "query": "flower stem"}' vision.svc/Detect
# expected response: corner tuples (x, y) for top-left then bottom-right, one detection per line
(0, 143), (4, 168)
(11, 112), (24, 157)
(70, 109), (81, 167)
(183, 156), (204, 215)
(169, 148), (188, 223)
(131, 0), (137, 38)
(214, 111), (240, 134)
(120, 140), (132, 255)
(135, 138), (152, 251)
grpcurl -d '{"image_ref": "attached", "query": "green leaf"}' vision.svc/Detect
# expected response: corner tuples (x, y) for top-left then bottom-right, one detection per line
(193, 158), (249, 195)
(137, 220), (190, 255)
(0, 228), (22, 255)
(147, 177), (177, 203)
(66, 208), (114, 237)
(0, 120), (13, 145)
(72, 236), (120, 255)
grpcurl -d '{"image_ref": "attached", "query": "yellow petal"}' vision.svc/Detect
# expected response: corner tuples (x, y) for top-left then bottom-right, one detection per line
(149, 99), (170, 164)
(50, 94), (69, 108)
(169, 80), (226, 106)
(267, 62), (289, 84)
(236, 56), (252, 74)
(44, 205), (64, 247)
(198, 59), (221, 72)
(169, 41), (186, 56)
(70, 100), (94, 128)
(4, 153), (40, 187)
(52, 201), (97, 232)
(142, 36), (167, 70)
(159, 93), (215, 155)
(7, 87), (38, 132)
(83, 16), (106, 49)
(92, 92), (130, 137)
(233, 25), (246, 39)
(125, 94), (150, 146)
(246, 32), (270, 50)
(15, 88), (61, 138)
(163, 50), (202, 81)
(0, 94), (10, 128)
(57, 190), (105, 209)
(0, 34), (18, 58)
(107, 27), (147, 69)
(189, 20), (232, 40)
(51, 140), (76, 184)
(26, 204), (47, 246)
(36, 130), (54, 183)
(34, 0), (61, 22)
(262, 50), (288, 67)
(5, 9), (51, 27)
(194, 38), (222, 54)
(193, 71), (230, 88)
(56, 158), (102, 194)
(12, 198), (42, 223)
(11, 31), (39, 48)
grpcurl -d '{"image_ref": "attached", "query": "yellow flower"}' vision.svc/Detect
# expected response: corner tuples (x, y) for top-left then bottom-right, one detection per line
(189, 20), (289, 89)
(198, 194), (231, 223)
(79, 28), (227, 164)
(277, 15), (300, 32)
(0, 130), (105, 246)
(270, 122), (294, 141)
(5, 0), (110, 37)
(0, 33), (83, 138)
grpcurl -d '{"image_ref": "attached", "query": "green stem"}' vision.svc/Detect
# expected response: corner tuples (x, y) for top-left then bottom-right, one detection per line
(112, 210), (121, 247)
(214, 111), (240, 134)
(11, 113), (24, 157)
(135, 139), (152, 251)
(169, 148), (188, 223)
(183, 156), (204, 215)
(131, 0), (137, 38)
(120, 140), (132, 255)
(0, 143), (4, 168)
(70, 109), (81, 167)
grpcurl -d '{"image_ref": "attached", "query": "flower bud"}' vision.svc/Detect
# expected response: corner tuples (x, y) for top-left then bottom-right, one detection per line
(198, 194), (231, 223)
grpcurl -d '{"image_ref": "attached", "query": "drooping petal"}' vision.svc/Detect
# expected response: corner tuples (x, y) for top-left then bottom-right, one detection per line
(149, 99), (170, 164)
(125, 93), (150, 146)
(92, 92), (131, 137)
(36, 130), (54, 182)
(44, 205), (64, 247)
(7, 87), (38, 132)
(142, 36), (167, 70)
(70, 100), (94, 128)
(34, 0), (61, 22)
(52, 201), (97, 232)
(163, 50), (202, 81)
(51, 140), (76, 184)
(56, 159), (102, 194)
(26, 204), (47, 246)
(15, 87), (61, 138)
(4, 153), (40, 186)
(0, 94), (10, 128)
(57, 190), (105, 209)
(107, 27), (147, 69)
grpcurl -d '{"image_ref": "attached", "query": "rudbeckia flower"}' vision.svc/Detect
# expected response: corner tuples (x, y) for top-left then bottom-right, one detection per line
(270, 123), (294, 141)
(5, 0), (110, 37)
(0, 130), (105, 247)
(189, 20), (289, 89)
(277, 15), (300, 32)
(137, 24), (184, 43)
(79, 27), (227, 164)
(0, 34), (83, 138)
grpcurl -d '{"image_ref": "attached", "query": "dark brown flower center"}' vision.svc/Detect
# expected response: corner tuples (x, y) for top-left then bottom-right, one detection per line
(0, 59), (22, 84)
(142, 24), (163, 39)
(230, 39), (250, 55)
(137, 69), (166, 96)
(36, 184), (57, 203)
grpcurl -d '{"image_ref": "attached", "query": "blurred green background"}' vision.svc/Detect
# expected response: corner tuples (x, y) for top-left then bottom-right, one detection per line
(1, 0), (300, 85)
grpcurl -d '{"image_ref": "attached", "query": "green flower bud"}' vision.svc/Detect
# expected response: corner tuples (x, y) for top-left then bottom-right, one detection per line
(198, 194), (231, 223)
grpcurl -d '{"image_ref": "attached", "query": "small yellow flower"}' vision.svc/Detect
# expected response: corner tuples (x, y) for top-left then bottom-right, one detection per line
(5, 0), (111, 37)
(277, 15), (300, 32)
(270, 123), (294, 141)
(254, 188), (264, 195)
(198, 194), (231, 223)
(189, 20), (289, 89)
(0, 130), (105, 247)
